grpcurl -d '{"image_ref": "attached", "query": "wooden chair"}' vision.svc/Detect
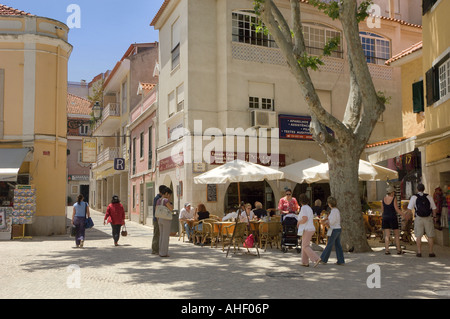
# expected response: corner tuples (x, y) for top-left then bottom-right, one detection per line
(178, 219), (187, 242)
(313, 219), (320, 244)
(258, 222), (280, 251)
(222, 222), (247, 253)
(193, 221), (213, 247)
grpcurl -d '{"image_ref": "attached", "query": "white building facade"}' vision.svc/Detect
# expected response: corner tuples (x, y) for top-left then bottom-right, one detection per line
(151, 0), (422, 215)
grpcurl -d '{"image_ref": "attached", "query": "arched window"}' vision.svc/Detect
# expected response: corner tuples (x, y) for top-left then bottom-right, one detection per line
(359, 32), (390, 65)
(232, 10), (277, 48)
(303, 22), (343, 58)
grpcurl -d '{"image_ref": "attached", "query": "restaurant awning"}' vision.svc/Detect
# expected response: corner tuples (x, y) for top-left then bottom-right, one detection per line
(366, 127), (450, 164)
(0, 148), (31, 182)
(367, 137), (416, 163)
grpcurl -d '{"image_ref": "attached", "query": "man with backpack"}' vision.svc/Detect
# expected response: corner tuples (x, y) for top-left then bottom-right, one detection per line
(407, 183), (437, 257)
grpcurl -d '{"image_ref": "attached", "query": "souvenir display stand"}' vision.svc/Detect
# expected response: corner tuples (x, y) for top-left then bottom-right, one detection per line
(11, 185), (35, 239)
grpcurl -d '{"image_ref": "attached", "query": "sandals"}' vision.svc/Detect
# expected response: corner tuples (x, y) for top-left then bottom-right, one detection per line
(385, 250), (391, 255)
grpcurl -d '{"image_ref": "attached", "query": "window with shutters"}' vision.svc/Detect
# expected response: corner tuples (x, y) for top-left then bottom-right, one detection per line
(438, 59), (450, 99)
(426, 54), (450, 106)
(172, 18), (181, 70)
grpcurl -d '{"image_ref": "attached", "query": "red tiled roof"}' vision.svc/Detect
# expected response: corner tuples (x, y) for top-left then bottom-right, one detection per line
(385, 41), (423, 65)
(67, 93), (92, 116)
(366, 137), (407, 148)
(0, 4), (33, 16)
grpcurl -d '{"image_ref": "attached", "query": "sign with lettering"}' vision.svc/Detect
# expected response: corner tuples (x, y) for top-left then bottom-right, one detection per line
(82, 138), (97, 163)
(278, 114), (314, 140)
(210, 151), (285, 167)
(114, 158), (125, 171)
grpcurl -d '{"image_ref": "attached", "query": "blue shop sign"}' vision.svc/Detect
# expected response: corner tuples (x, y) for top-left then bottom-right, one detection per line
(278, 114), (314, 140)
(278, 114), (334, 140)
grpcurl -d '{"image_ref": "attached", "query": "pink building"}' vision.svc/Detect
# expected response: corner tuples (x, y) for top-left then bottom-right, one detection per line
(128, 83), (158, 224)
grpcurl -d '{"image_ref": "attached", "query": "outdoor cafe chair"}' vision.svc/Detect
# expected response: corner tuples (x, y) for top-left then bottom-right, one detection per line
(258, 221), (280, 251)
(222, 222), (247, 253)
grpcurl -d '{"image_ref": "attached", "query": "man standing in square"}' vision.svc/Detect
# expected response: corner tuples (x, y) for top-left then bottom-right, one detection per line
(407, 183), (438, 257)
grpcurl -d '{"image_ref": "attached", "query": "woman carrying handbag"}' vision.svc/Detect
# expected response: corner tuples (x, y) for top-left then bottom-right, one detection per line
(71, 194), (90, 248)
(104, 195), (126, 246)
(156, 187), (173, 257)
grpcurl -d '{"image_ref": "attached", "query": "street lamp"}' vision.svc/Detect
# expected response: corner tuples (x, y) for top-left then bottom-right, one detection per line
(67, 101), (102, 129)
(92, 101), (102, 121)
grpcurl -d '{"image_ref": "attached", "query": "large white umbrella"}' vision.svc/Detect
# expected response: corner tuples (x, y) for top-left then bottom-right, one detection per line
(279, 158), (322, 184)
(194, 159), (284, 203)
(302, 159), (398, 183)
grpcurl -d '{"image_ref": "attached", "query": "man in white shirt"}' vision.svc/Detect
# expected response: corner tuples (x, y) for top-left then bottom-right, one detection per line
(222, 210), (238, 221)
(407, 183), (437, 257)
(179, 203), (195, 241)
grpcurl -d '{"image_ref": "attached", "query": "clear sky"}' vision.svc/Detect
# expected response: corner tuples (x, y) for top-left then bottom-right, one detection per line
(2, 0), (164, 82)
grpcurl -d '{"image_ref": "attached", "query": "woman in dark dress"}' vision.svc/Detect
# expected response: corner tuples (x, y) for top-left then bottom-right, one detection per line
(382, 185), (407, 255)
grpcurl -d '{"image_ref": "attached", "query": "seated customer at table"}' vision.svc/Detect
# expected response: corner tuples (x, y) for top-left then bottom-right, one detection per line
(193, 203), (210, 245)
(179, 202), (195, 241)
(253, 201), (267, 219)
(239, 203), (255, 222)
(222, 209), (238, 221)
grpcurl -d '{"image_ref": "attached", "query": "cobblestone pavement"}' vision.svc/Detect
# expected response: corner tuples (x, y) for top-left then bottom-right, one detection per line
(1, 208), (450, 300)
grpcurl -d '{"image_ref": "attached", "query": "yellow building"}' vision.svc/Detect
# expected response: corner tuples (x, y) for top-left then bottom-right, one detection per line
(421, 0), (450, 190)
(0, 5), (72, 235)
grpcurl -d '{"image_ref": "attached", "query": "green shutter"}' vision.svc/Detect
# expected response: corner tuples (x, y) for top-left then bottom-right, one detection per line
(412, 80), (424, 113)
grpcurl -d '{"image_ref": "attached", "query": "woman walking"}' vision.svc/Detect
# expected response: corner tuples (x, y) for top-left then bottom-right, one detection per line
(297, 193), (321, 267)
(157, 187), (173, 257)
(71, 194), (90, 248)
(320, 196), (345, 265)
(104, 195), (126, 246)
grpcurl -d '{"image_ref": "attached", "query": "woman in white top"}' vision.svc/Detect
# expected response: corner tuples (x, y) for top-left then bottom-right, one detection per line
(297, 194), (321, 267)
(320, 196), (345, 265)
(239, 203), (255, 222)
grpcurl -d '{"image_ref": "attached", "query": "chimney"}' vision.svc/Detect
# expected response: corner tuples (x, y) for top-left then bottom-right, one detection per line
(389, 0), (395, 18)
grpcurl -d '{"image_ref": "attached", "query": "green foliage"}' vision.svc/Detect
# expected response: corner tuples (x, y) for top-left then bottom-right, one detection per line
(376, 91), (392, 105)
(323, 36), (340, 56)
(308, 0), (340, 20)
(298, 53), (324, 71)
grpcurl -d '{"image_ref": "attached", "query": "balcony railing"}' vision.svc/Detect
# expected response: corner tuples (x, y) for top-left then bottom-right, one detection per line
(95, 147), (119, 167)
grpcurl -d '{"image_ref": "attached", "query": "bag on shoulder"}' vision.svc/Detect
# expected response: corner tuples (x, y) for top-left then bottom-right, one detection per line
(415, 193), (432, 217)
(155, 200), (173, 221)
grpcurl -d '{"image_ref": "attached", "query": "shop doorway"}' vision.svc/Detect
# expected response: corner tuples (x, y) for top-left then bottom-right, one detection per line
(225, 180), (275, 211)
(80, 185), (89, 204)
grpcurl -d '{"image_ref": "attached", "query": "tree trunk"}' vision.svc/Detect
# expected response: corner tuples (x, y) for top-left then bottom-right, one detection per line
(327, 148), (372, 252)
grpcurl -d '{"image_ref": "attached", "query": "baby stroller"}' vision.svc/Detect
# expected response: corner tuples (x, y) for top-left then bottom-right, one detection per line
(281, 214), (301, 253)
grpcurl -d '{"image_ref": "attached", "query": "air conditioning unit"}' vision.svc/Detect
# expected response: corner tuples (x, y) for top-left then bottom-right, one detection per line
(250, 110), (277, 128)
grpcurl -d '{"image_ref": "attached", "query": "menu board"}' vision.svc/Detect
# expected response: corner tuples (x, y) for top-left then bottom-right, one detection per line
(207, 184), (217, 202)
